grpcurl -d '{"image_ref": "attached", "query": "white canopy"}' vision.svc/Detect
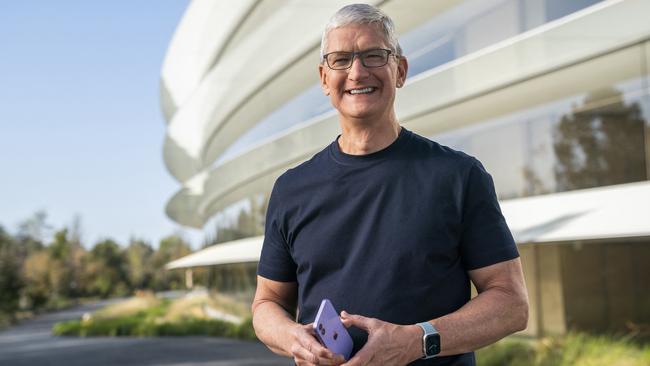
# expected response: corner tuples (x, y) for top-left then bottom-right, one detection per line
(165, 235), (263, 270)
(167, 181), (650, 270)
(502, 180), (650, 244)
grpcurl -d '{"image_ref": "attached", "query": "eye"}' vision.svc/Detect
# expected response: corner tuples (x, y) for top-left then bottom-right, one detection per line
(331, 53), (351, 66)
(365, 51), (384, 59)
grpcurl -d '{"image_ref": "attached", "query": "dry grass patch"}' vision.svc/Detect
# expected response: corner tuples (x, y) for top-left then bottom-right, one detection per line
(93, 292), (160, 320)
(163, 291), (250, 323)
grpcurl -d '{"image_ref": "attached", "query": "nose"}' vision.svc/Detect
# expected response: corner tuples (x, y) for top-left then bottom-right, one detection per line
(347, 55), (370, 81)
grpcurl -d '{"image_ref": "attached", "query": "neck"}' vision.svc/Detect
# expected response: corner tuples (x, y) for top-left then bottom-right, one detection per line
(338, 118), (401, 155)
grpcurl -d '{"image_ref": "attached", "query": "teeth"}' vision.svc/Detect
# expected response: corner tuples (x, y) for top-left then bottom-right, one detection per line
(349, 87), (374, 95)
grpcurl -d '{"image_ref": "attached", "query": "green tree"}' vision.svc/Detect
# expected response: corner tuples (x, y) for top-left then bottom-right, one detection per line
(83, 239), (129, 297)
(553, 88), (646, 191)
(0, 226), (23, 321)
(151, 235), (192, 290)
(22, 250), (51, 309)
(125, 239), (154, 290)
(47, 228), (86, 300)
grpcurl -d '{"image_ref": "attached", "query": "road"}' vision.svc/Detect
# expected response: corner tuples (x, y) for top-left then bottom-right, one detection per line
(0, 301), (293, 366)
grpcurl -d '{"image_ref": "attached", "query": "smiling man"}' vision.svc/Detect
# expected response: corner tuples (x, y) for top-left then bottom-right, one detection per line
(252, 4), (528, 366)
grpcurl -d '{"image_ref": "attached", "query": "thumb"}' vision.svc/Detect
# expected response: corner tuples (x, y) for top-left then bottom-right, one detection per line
(341, 311), (372, 331)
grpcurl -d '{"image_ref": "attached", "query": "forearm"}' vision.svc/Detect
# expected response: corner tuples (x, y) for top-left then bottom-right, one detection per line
(429, 286), (528, 357)
(252, 300), (299, 357)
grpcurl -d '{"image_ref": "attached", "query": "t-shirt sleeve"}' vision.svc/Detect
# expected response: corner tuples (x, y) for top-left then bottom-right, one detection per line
(257, 177), (298, 282)
(459, 159), (519, 270)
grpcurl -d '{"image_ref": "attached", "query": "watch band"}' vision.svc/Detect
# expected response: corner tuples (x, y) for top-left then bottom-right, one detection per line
(416, 321), (440, 359)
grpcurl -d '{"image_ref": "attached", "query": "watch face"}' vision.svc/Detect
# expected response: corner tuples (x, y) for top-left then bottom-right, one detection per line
(425, 333), (441, 356)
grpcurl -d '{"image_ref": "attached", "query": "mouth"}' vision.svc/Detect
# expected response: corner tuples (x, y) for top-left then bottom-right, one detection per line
(346, 87), (377, 95)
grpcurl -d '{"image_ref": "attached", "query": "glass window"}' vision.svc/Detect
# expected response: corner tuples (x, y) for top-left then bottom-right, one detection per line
(433, 77), (649, 199)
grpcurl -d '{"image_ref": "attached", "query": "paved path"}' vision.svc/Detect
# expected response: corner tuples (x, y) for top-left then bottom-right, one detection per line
(0, 301), (293, 366)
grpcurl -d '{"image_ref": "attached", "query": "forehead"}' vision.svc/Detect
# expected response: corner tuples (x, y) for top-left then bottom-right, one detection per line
(325, 23), (389, 53)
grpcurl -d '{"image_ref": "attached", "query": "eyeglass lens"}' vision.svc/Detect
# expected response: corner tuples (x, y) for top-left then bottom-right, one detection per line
(326, 49), (390, 70)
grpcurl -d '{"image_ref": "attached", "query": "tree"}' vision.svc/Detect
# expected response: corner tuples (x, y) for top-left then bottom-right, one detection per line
(0, 226), (23, 319)
(125, 239), (154, 290)
(82, 239), (129, 297)
(47, 229), (74, 301)
(22, 250), (51, 309)
(151, 235), (192, 290)
(553, 88), (646, 191)
(16, 210), (52, 245)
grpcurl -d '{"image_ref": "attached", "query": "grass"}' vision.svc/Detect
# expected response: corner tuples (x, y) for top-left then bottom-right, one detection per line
(476, 332), (650, 366)
(52, 314), (256, 339)
(52, 290), (257, 340)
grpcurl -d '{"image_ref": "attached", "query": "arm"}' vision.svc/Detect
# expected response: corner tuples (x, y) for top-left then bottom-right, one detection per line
(252, 275), (345, 365)
(426, 257), (529, 356)
(341, 257), (529, 365)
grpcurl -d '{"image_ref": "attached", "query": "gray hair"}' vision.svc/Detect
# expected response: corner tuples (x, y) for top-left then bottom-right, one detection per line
(320, 4), (402, 60)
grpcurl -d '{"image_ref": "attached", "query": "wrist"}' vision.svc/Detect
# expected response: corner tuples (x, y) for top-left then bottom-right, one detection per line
(278, 321), (303, 356)
(405, 324), (425, 362)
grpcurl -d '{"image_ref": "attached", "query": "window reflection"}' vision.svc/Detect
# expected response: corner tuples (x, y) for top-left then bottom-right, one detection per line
(203, 193), (268, 246)
(553, 88), (646, 191)
(433, 79), (649, 200)
(401, 0), (603, 79)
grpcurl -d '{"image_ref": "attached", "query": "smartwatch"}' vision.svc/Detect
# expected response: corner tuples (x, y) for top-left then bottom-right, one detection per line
(416, 322), (440, 359)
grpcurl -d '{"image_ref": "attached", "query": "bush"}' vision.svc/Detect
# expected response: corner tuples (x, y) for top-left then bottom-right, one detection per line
(476, 332), (650, 366)
(52, 312), (257, 341)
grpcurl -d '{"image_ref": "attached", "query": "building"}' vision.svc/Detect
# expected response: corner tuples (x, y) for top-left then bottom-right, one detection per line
(161, 0), (650, 337)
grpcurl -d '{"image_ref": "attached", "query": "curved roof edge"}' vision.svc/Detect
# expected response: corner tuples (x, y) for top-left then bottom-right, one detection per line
(160, 0), (257, 121)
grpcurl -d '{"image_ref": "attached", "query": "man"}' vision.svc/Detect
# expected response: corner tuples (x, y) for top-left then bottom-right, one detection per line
(252, 4), (528, 365)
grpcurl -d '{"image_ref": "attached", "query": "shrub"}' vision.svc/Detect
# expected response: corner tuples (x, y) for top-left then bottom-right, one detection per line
(476, 332), (650, 366)
(52, 314), (257, 340)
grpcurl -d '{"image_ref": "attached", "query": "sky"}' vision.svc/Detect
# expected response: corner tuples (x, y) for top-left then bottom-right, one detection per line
(0, 1), (204, 248)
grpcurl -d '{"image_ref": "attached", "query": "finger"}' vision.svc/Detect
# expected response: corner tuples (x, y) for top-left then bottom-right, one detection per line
(297, 332), (339, 361)
(340, 311), (372, 332)
(293, 346), (344, 366)
(342, 347), (373, 366)
(304, 336), (334, 357)
(292, 343), (321, 365)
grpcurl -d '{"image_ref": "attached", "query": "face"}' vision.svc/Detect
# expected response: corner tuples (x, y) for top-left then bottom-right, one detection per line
(319, 24), (408, 124)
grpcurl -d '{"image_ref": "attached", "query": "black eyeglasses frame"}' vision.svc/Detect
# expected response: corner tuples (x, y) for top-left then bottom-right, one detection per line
(322, 48), (398, 70)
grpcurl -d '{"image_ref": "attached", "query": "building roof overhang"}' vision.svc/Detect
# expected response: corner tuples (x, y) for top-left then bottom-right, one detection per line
(167, 181), (650, 270)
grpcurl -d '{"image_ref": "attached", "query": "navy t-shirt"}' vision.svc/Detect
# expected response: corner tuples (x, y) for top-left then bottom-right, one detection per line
(258, 127), (518, 365)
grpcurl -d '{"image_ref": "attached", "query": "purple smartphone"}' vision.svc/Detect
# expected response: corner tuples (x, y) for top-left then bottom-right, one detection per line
(313, 299), (353, 361)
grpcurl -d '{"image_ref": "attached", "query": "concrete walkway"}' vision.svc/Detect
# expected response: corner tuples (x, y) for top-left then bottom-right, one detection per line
(0, 301), (293, 366)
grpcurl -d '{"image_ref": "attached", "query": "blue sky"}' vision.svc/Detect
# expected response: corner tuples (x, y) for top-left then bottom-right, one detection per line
(0, 1), (204, 247)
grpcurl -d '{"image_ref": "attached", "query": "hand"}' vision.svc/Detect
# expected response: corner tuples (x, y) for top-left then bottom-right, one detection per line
(288, 322), (346, 366)
(340, 311), (422, 366)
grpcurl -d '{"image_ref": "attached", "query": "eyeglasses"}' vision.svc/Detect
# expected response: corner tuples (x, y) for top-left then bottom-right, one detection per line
(322, 48), (397, 70)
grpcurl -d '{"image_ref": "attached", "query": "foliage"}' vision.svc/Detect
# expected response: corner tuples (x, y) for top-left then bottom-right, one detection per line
(0, 211), (197, 326)
(52, 316), (256, 340)
(553, 88), (646, 191)
(0, 226), (23, 320)
(52, 296), (256, 340)
(125, 239), (154, 290)
(476, 332), (650, 366)
(83, 239), (129, 298)
(150, 235), (192, 291)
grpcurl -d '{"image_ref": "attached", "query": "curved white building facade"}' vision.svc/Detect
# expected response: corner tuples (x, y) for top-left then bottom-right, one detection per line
(162, 0), (650, 336)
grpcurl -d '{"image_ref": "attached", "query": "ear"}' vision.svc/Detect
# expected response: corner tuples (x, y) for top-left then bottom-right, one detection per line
(396, 55), (408, 88)
(318, 63), (330, 96)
